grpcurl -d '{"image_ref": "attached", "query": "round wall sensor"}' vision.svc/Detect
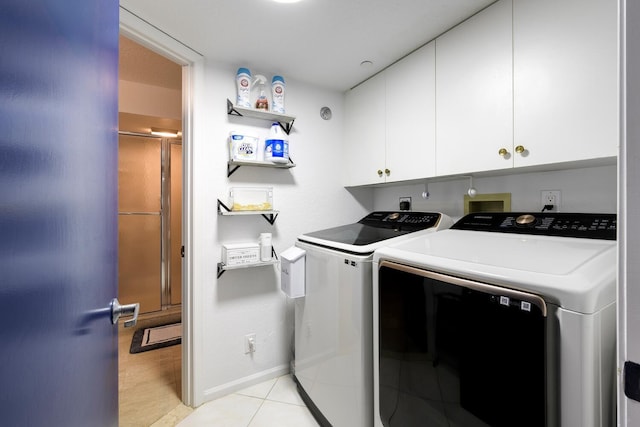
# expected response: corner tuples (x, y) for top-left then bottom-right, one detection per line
(320, 106), (332, 120)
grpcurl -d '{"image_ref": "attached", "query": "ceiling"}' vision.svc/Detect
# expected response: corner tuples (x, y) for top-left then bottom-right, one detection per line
(119, 0), (495, 92)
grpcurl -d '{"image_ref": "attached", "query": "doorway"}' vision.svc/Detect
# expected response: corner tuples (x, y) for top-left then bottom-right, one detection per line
(120, 3), (202, 408)
(117, 34), (188, 425)
(117, 33), (183, 316)
(118, 34), (183, 308)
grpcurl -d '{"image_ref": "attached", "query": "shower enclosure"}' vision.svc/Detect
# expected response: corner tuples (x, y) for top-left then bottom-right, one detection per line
(118, 131), (182, 314)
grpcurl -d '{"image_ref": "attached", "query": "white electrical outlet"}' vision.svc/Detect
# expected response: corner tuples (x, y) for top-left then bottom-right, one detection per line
(399, 197), (412, 210)
(540, 190), (561, 212)
(244, 333), (256, 354)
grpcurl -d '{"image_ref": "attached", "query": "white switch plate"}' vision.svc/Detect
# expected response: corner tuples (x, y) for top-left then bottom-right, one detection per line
(244, 333), (256, 354)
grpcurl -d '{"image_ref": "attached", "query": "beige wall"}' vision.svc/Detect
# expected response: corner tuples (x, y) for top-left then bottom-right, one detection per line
(119, 79), (182, 120)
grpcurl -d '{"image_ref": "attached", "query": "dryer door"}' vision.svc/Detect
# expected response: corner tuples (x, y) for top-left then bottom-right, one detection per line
(376, 261), (548, 427)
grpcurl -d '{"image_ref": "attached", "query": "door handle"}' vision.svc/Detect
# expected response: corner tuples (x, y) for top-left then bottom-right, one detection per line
(110, 298), (140, 328)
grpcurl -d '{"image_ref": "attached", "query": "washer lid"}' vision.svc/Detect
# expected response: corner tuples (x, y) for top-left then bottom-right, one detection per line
(300, 223), (417, 247)
(375, 229), (616, 313)
(298, 211), (453, 254)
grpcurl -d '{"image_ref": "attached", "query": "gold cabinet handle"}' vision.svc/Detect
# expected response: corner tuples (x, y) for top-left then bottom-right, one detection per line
(377, 169), (383, 177)
(498, 148), (509, 157)
(384, 168), (390, 176)
(515, 145), (525, 154)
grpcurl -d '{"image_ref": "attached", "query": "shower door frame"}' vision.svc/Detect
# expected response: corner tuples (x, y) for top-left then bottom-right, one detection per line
(118, 131), (181, 312)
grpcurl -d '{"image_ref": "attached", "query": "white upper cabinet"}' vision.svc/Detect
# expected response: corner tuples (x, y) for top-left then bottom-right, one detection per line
(435, 0), (513, 176)
(385, 42), (436, 183)
(513, 0), (618, 166)
(344, 72), (386, 186)
(343, 0), (618, 185)
(344, 42), (436, 186)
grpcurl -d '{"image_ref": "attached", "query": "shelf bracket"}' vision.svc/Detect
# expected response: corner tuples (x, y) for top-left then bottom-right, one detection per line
(217, 263), (225, 279)
(217, 199), (232, 214)
(262, 212), (279, 225)
(279, 121), (294, 135)
(227, 163), (242, 177)
(227, 98), (242, 117)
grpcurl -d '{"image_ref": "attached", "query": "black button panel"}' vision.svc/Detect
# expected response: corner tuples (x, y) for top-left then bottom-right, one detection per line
(453, 212), (617, 240)
(359, 211), (441, 231)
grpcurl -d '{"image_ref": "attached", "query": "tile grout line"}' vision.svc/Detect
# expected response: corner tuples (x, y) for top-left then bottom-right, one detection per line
(245, 397), (268, 427)
(265, 376), (306, 407)
(264, 398), (306, 407)
(241, 376), (281, 427)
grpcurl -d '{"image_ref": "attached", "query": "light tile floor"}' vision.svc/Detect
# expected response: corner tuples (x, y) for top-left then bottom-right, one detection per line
(176, 375), (320, 427)
(119, 310), (319, 427)
(119, 310), (186, 427)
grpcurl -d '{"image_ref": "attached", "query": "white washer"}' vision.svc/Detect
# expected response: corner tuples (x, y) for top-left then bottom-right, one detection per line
(373, 212), (617, 427)
(294, 211), (453, 427)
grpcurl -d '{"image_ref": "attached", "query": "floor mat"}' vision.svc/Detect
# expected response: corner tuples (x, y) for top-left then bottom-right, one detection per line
(129, 323), (181, 354)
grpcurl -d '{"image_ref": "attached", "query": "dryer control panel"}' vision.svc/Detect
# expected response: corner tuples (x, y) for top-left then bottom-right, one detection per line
(452, 212), (617, 240)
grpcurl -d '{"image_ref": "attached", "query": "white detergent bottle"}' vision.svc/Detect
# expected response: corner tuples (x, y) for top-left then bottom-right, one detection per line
(271, 75), (285, 114)
(259, 233), (272, 261)
(236, 68), (252, 108)
(264, 122), (289, 164)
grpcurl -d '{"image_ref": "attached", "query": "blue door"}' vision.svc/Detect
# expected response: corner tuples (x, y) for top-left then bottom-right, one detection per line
(0, 0), (120, 425)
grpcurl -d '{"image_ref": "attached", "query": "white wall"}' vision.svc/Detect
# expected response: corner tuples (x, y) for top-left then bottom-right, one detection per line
(190, 58), (372, 404)
(372, 164), (616, 220)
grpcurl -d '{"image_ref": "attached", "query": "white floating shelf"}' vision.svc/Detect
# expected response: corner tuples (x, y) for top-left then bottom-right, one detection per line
(217, 259), (279, 278)
(226, 99), (296, 134)
(229, 159), (295, 169)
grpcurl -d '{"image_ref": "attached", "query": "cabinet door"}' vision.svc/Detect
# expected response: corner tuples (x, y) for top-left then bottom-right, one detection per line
(385, 41), (437, 182)
(344, 73), (386, 186)
(436, 0), (513, 176)
(513, 0), (618, 167)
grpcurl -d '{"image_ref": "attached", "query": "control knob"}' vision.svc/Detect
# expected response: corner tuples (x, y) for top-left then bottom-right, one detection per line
(516, 214), (536, 226)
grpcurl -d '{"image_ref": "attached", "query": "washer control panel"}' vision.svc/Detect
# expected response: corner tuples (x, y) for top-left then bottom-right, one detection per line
(452, 212), (617, 240)
(359, 211), (442, 230)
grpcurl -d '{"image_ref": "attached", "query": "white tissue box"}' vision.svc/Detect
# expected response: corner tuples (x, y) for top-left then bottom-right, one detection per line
(222, 243), (260, 266)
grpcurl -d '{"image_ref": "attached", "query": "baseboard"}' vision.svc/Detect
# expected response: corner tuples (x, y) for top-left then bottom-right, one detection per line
(201, 364), (290, 403)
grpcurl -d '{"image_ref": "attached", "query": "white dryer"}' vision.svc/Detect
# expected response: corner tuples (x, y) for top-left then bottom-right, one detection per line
(373, 212), (617, 427)
(294, 211), (453, 427)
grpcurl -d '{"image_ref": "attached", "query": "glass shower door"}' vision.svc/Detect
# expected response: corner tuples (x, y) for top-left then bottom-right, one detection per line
(118, 132), (182, 314)
(118, 134), (163, 313)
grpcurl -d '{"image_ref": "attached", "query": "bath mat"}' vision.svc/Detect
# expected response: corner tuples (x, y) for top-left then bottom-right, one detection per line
(129, 323), (182, 354)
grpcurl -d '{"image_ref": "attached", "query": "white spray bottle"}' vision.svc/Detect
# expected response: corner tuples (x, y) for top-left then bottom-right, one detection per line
(253, 74), (269, 110)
